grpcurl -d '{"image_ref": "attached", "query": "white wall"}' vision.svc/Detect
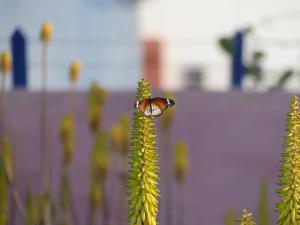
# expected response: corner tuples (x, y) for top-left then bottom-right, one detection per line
(138, 0), (300, 91)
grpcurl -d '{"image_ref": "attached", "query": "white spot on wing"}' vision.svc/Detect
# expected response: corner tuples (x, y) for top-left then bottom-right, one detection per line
(166, 98), (170, 106)
(144, 106), (152, 116)
(151, 104), (162, 116)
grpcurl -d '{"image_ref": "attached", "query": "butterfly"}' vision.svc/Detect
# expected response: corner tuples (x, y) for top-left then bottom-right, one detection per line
(134, 97), (175, 117)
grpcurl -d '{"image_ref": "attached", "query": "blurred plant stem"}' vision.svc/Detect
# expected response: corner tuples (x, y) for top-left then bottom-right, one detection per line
(174, 142), (188, 225)
(58, 61), (81, 225)
(224, 209), (235, 225)
(69, 60), (81, 116)
(71, 80), (77, 117)
(1, 73), (6, 136)
(1, 138), (26, 223)
(176, 182), (184, 225)
(87, 83), (110, 225)
(41, 42), (50, 192)
(115, 153), (127, 224)
(162, 134), (173, 224)
(257, 176), (270, 225)
(40, 26), (52, 225)
(88, 131), (110, 225)
(110, 114), (129, 225)
(24, 187), (38, 225)
(0, 161), (8, 225)
(0, 51), (25, 222)
(0, 50), (11, 137)
(160, 92), (175, 225)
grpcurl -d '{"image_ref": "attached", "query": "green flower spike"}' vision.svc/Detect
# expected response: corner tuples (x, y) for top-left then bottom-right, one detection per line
(128, 79), (159, 225)
(276, 96), (300, 225)
(239, 209), (255, 225)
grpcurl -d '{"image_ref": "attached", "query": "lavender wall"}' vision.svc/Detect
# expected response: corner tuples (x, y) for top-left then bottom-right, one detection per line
(3, 90), (292, 225)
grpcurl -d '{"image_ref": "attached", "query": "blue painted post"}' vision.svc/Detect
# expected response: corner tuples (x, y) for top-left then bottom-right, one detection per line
(231, 31), (245, 88)
(11, 29), (27, 89)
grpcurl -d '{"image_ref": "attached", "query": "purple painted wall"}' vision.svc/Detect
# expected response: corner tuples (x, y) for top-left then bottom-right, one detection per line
(3, 90), (292, 225)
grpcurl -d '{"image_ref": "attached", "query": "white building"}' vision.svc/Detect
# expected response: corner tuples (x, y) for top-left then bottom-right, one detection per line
(1, 0), (300, 91)
(138, 0), (300, 91)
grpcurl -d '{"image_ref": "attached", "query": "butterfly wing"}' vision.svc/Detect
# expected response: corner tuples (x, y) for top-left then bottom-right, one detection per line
(150, 98), (168, 116)
(134, 99), (152, 115)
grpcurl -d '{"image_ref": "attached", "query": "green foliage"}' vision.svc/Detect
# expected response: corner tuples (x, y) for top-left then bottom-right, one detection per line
(89, 130), (109, 209)
(275, 69), (294, 89)
(257, 176), (270, 225)
(276, 96), (300, 225)
(239, 209), (255, 225)
(174, 141), (189, 183)
(25, 187), (38, 225)
(59, 114), (74, 167)
(88, 82), (108, 134)
(245, 51), (264, 83)
(218, 37), (234, 55)
(224, 209), (235, 225)
(128, 79), (159, 225)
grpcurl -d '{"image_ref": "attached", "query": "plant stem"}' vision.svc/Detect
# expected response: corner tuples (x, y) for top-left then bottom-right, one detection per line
(70, 80), (77, 117)
(41, 42), (52, 225)
(70, 186), (80, 225)
(11, 184), (25, 221)
(176, 182), (184, 225)
(115, 154), (127, 225)
(102, 184), (110, 225)
(1, 70), (26, 224)
(163, 132), (173, 225)
(1, 74), (6, 137)
(87, 202), (96, 225)
(70, 77), (80, 225)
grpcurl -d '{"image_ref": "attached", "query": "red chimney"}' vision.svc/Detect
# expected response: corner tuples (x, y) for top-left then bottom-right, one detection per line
(143, 40), (161, 89)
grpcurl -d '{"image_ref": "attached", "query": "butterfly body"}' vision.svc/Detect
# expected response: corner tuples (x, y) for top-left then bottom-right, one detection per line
(134, 97), (175, 117)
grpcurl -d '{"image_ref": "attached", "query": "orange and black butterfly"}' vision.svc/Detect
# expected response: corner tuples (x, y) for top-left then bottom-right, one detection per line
(133, 97), (175, 117)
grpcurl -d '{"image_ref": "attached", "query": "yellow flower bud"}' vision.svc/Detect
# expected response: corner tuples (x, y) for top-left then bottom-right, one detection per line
(69, 60), (82, 82)
(0, 51), (12, 75)
(174, 141), (189, 183)
(40, 21), (53, 43)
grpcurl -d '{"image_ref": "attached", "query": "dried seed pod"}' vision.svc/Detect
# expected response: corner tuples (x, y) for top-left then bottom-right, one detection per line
(174, 141), (188, 183)
(40, 21), (53, 43)
(0, 51), (12, 75)
(69, 60), (81, 82)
